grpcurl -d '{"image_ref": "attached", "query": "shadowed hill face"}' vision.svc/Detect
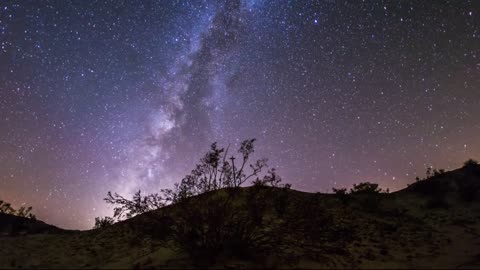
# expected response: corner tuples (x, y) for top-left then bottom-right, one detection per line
(0, 213), (65, 236)
(2, 166), (480, 268)
(404, 164), (480, 197)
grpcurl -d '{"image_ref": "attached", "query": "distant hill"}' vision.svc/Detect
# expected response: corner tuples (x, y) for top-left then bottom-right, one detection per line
(1, 164), (480, 269)
(0, 213), (65, 236)
(404, 164), (480, 195)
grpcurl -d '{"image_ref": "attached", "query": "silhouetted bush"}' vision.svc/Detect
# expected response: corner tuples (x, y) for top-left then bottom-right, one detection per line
(93, 216), (115, 229)
(0, 200), (36, 219)
(15, 206), (35, 219)
(416, 167), (448, 183)
(0, 200), (15, 214)
(350, 182), (385, 194)
(426, 167), (447, 178)
(104, 190), (165, 220)
(463, 158), (478, 168)
(348, 182), (387, 212)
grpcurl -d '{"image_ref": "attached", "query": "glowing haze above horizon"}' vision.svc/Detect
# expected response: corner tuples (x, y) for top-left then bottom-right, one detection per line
(0, 0), (478, 229)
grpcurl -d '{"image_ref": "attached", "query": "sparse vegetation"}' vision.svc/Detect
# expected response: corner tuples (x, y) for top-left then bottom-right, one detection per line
(463, 158), (478, 168)
(350, 182), (386, 194)
(418, 167), (448, 181)
(410, 171), (451, 209)
(0, 200), (36, 219)
(93, 216), (115, 229)
(0, 200), (14, 214)
(2, 146), (480, 268)
(104, 190), (165, 220)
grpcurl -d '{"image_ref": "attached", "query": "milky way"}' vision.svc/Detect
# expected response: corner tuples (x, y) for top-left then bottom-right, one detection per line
(0, 0), (478, 229)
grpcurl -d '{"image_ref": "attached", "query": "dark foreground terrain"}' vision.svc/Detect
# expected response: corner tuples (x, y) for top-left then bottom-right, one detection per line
(1, 165), (480, 269)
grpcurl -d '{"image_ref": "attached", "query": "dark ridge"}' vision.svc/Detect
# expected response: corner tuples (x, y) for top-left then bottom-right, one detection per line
(0, 213), (67, 236)
(402, 164), (480, 195)
(2, 164), (480, 268)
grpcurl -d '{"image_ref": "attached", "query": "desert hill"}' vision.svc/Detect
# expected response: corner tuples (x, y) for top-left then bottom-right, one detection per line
(0, 213), (65, 236)
(1, 164), (480, 269)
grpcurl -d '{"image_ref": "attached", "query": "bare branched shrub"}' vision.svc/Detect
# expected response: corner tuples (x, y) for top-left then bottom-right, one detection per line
(102, 139), (289, 266)
(0, 200), (36, 219)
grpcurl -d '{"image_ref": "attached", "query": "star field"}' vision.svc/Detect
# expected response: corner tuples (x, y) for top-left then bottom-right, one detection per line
(0, 0), (479, 229)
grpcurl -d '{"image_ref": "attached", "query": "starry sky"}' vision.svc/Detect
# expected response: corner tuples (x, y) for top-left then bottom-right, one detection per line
(0, 0), (478, 229)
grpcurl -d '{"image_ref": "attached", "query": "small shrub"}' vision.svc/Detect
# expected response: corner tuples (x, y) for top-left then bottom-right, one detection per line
(93, 216), (115, 229)
(16, 206), (36, 219)
(464, 159), (478, 168)
(348, 182), (386, 212)
(252, 178), (266, 186)
(0, 200), (36, 219)
(0, 200), (14, 214)
(350, 182), (384, 194)
(332, 187), (347, 195)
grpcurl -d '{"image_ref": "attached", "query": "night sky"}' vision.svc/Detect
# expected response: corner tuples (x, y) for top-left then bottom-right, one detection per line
(0, 0), (478, 229)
